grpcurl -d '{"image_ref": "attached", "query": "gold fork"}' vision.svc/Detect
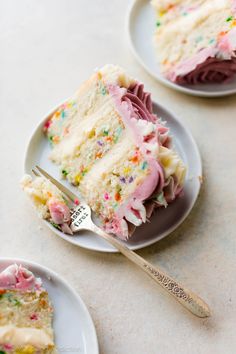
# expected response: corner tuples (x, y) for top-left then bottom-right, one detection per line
(33, 165), (211, 318)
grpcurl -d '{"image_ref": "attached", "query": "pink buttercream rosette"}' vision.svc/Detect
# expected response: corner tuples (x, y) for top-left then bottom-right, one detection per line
(168, 28), (236, 85)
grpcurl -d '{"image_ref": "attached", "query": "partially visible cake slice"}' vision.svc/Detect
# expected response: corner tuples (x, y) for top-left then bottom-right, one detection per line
(0, 264), (56, 353)
(21, 175), (73, 235)
(151, 0), (236, 84)
(43, 64), (186, 239)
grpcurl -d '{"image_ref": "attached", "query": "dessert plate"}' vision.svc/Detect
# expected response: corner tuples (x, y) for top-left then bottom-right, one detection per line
(0, 258), (99, 354)
(24, 100), (202, 253)
(127, 0), (236, 97)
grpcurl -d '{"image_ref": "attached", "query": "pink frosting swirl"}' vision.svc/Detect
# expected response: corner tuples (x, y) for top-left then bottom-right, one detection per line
(48, 199), (73, 235)
(174, 56), (236, 85)
(106, 83), (183, 238)
(0, 264), (42, 291)
(168, 28), (236, 85)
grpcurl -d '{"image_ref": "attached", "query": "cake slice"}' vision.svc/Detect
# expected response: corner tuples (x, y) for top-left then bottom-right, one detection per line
(42, 64), (186, 239)
(0, 264), (56, 353)
(21, 175), (73, 235)
(151, 0), (236, 84)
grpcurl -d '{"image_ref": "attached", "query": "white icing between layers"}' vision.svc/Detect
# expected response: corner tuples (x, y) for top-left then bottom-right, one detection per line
(0, 325), (54, 348)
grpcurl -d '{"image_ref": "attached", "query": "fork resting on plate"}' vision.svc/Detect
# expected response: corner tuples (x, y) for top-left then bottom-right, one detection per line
(33, 165), (211, 318)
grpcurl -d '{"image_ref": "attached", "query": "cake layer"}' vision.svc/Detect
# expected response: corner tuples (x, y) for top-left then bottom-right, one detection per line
(152, 0), (236, 83)
(0, 290), (53, 330)
(49, 98), (126, 186)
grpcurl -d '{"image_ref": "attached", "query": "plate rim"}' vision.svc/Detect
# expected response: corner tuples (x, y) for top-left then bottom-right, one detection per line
(126, 0), (236, 98)
(23, 98), (202, 253)
(0, 257), (99, 354)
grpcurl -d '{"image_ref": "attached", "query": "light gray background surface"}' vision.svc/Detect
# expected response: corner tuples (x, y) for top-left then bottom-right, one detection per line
(1, 1), (236, 353)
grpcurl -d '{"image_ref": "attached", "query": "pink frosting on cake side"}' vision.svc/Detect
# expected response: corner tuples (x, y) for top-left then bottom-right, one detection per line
(48, 199), (73, 235)
(105, 83), (171, 238)
(168, 47), (218, 81)
(112, 159), (165, 236)
(0, 264), (42, 291)
(109, 85), (165, 181)
(48, 198), (73, 235)
(48, 200), (71, 224)
(173, 56), (236, 84)
(168, 27), (236, 84)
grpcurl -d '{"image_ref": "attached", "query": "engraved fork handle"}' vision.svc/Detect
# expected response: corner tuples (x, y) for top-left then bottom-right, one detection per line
(92, 223), (211, 318)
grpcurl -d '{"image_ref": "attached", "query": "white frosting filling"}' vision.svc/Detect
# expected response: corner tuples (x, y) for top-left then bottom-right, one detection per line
(159, 146), (186, 185)
(0, 325), (54, 348)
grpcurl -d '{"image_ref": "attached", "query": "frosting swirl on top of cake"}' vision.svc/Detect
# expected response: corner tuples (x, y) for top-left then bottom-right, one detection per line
(0, 265), (42, 291)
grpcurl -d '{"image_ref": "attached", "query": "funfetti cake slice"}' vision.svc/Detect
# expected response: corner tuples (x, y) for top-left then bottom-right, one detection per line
(43, 64), (186, 239)
(0, 264), (56, 353)
(151, 0), (236, 84)
(21, 175), (73, 235)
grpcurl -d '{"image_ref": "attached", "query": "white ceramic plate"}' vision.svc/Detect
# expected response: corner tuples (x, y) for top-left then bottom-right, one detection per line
(127, 0), (236, 97)
(0, 258), (99, 354)
(24, 100), (202, 253)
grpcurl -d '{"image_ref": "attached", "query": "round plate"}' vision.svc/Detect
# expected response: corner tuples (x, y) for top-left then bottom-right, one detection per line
(24, 100), (202, 253)
(0, 258), (99, 354)
(127, 0), (236, 97)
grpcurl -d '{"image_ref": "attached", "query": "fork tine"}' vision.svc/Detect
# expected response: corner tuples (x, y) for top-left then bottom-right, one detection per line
(35, 165), (78, 203)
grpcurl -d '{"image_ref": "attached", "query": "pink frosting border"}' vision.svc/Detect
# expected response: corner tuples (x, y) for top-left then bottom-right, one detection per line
(108, 85), (165, 200)
(0, 264), (42, 291)
(106, 84), (166, 238)
(167, 14), (236, 81)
